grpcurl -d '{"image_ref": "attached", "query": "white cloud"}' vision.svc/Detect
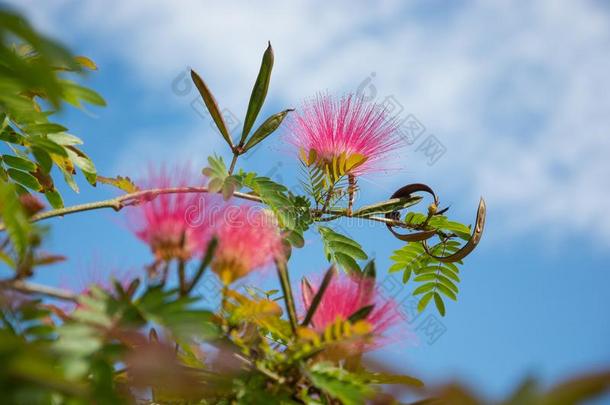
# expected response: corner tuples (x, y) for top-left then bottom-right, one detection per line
(7, 0), (610, 243)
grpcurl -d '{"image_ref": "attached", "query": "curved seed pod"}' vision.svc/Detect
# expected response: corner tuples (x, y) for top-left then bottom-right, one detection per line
(384, 183), (444, 242)
(422, 198), (486, 263)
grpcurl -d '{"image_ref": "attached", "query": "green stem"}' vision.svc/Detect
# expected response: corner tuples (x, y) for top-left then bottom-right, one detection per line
(228, 152), (239, 175)
(319, 184), (335, 217)
(347, 174), (356, 216)
(275, 259), (298, 334)
(185, 238), (217, 295)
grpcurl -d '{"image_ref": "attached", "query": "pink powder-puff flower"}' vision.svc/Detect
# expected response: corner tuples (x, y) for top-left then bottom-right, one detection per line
(301, 271), (403, 349)
(211, 204), (284, 284)
(127, 166), (216, 262)
(287, 93), (402, 176)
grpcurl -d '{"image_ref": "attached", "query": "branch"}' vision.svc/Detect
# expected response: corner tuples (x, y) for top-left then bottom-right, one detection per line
(0, 186), (262, 231)
(0, 279), (77, 301)
(0, 186), (412, 231)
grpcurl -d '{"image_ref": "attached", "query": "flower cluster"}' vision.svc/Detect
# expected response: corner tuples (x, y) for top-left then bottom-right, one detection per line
(127, 167), (211, 262)
(210, 205), (284, 284)
(288, 93), (402, 176)
(301, 271), (403, 350)
(127, 168), (283, 284)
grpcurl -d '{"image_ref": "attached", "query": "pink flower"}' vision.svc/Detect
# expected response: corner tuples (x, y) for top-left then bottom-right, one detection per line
(288, 94), (401, 176)
(211, 204), (284, 284)
(127, 167), (215, 262)
(301, 271), (403, 346)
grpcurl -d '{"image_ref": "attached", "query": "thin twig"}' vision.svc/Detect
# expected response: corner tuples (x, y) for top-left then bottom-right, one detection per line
(320, 186), (334, 215)
(0, 279), (77, 301)
(228, 152), (239, 175)
(0, 186), (262, 231)
(347, 174), (356, 216)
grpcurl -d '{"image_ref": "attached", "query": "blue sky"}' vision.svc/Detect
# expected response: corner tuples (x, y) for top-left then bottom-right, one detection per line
(4, 0), (610, 401)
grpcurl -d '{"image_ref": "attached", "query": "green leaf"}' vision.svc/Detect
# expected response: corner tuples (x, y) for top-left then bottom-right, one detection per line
(241, 174), (311, 237)
(1, 154), (37, 171)
(207, 177), (223, 193)
(44, 189), (63, 208)
(60, 80), (106, 107)
(222, 176), (239, 200)
(203, 154), (228, 181)
(390, 240), (464, 316)
(0, 250), (15, 267)
(74, 55), (97, 70)
(347, 304), (374, 323)
(434, 292), (446, 316)
(328, 240), (368, 260)
(428, 215), (473, 240)
(334, 252), (360, 274)
(318, 226), (367, 273)
(32, 147), (52, 173)
(417, 292), (434, 313)
(308, 363), (372, 405)
(302, 266), (335, 327)
(97, 175), (139, 193)
(412, 282), (435, 296)
(360, 371), (424, 388)
(413, 273), (438, 283)
(299, 159), (327, 204)
(388, 262), (405, 273)
(353, 196), (422, 217)
(24, 123), (68, 134)
(362, 260), (376, 279)
(190, 69), (233, 147)
(7, 168), (42, 191)
(436, 283), (457, 301)
(441, 266), (460, 282)
(47, 132), (83, 145)
(0, 182), (32, 258)
(241, 42), (274, 143)
(137, 287), (221, 340)
(29, 136), (68, 157)
(402, 268), (412, 283)
(285, 230), (305, 248)
(242, 108), (292, 152)
(436, 274), (458, 294)
(66, 147), (96, 180)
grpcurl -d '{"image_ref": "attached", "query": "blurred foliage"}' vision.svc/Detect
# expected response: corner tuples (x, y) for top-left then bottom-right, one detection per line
(0, 7), (608, 405)
(0, 8), (104, 208)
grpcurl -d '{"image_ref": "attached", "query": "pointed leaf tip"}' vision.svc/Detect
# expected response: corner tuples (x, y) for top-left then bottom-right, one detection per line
(242, 109), (292, 152)
(240, 43), (275, 143)
(190, 69), (233, 147)
(363, 260), (376, 279)
(348, 304), (374, 323)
